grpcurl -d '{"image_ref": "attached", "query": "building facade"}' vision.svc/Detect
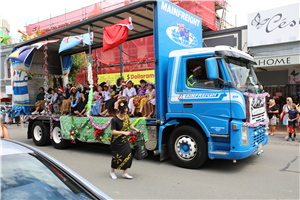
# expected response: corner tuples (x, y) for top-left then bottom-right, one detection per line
(0, 45), (12, 104)
(248, 3), (300, 111)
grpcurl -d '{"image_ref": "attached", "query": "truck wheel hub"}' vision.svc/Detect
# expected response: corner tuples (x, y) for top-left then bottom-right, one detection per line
(52, 127), (62, 144)
(34, 126), (42, 141)
(175, 136), (197, 160)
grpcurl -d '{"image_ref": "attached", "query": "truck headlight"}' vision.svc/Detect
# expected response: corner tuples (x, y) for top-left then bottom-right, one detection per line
(241, 126), (249, 145)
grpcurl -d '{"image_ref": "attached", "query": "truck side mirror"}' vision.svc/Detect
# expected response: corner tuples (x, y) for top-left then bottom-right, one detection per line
(205, 58), (219, 80)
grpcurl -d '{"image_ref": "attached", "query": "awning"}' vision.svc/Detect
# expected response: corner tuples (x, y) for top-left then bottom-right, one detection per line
(14, 0), (155, 56)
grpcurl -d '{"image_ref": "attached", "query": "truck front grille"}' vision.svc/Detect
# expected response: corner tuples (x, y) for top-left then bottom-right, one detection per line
(253, 131), (265, 147)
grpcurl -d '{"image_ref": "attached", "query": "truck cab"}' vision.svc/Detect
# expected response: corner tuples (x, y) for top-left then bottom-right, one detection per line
(161, 46), (268, 168)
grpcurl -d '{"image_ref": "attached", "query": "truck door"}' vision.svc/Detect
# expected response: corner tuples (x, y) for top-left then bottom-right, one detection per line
(181, 56), (231, 135)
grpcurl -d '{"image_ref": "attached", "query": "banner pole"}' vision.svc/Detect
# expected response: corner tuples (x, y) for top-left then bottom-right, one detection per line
(88, 25), (92, 65)
(119, 45), (122, 78)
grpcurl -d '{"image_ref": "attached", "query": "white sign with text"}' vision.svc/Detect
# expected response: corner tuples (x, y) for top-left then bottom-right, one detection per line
(254, 54), (300, 67)
(249, 96), (267, 124)
(248, 3), (300, 47)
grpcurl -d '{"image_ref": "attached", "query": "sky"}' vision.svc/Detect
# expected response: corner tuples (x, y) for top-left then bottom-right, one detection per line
(0, 0), (299, 41)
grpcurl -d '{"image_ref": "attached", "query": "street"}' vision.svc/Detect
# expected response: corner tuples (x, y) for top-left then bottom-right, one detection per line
(5, 124), (300, 199)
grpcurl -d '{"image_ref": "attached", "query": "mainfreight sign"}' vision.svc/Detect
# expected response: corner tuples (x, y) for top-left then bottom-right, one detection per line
(98, 70), (155, 85)
(160, 1), (201, 27)
(179, 93), (227, 100)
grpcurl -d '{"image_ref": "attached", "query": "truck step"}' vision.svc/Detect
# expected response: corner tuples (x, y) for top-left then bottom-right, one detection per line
(210, 134), (229, 138)
(210, 151), (229, 155)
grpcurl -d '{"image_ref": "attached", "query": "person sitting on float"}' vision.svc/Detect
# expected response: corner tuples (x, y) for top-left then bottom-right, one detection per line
(76, 86), (90, 116)
(144, 82), (155, 118)
(31, 87), (45, 115)
(52, 88), (66, 114)
(122, 80), (137, 115)
(31, 87), (53, 115)
(113, 81), (127, 111)
(69, 86), (82, 116)
(92, 85), (104, 116)
(130, 79), (148, 117)
(99, 82), (113, 117)
(49, 88), (58, 114)
(101, 80), (126, 117)
(65, 83), (72, 99)
(112, 77), (124, 95)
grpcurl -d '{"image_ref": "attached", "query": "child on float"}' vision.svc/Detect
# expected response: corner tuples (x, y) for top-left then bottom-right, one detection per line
(144, 82), (155, 118)
(130, 79), (148, 117)
(52, 88), (66, 114)
(122, 80), (137, 115)
(92, 85), (103, 116)
(287, 103), (299, 141)
(99, 83), (113, 116)
(150, 92), (156, 118)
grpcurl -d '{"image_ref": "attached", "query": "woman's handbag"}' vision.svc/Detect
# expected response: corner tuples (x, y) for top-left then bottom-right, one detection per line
(134, 139), (148, 160)
(280, 105), (287, 121)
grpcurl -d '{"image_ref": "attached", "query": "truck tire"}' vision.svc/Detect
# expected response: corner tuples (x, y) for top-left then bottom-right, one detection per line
(51, 122), (71, 149)
(32, 121), (50, 146)
(168, 125), (208, 168)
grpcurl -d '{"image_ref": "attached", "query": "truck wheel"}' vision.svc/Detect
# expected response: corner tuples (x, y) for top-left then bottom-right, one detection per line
(32, 121), (50, 146)
(51, 122), (71, 149)
(168, 126), (208, 168)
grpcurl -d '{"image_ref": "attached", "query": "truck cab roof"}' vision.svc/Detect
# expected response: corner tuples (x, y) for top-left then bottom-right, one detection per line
(169, 45), (256, 63)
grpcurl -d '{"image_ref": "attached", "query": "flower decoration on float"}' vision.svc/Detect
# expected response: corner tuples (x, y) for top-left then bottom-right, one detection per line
(86, 62), (94, 117)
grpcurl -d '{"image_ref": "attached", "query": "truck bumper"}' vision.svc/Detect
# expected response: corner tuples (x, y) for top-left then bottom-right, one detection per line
(208, 135), (269, 160)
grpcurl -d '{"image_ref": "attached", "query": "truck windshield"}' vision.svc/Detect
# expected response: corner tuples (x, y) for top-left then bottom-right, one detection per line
(224, 56), (261, 92)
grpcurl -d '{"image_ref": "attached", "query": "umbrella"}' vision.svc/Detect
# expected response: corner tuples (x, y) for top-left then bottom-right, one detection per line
(0, 29), (11, 47)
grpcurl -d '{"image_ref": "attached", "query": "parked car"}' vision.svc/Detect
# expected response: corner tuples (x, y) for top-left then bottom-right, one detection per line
(0, 139), (113, 200)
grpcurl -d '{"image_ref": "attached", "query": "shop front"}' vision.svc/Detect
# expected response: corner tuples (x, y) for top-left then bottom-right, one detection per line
(247, 3), (300, 117)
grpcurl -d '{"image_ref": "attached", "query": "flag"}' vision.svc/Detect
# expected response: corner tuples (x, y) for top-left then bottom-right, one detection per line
(8, 39), (59, 64)
(103, 17), (134, 52)
(59, 32), (94, 53)
(32, 39), (59, 49)
(177, 24), (185, 37)
(0, 29), (11, 47)
(83, 32), (93, 46)
(8, 46), (35, 63)
(184, 28), (190, 41)
(59, 36), (81, 53)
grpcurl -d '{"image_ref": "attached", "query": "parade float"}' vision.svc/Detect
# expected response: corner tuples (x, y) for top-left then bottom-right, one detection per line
(8, 1), (268, 169)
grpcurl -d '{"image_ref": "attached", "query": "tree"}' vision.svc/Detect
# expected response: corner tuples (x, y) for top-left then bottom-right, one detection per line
(68, 53), (88, 85)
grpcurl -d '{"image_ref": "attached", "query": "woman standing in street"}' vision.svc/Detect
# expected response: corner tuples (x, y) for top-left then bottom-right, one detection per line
(267, 99), (279, 136)
(282, 97), (292, 139)
(109, 100), (142, 180)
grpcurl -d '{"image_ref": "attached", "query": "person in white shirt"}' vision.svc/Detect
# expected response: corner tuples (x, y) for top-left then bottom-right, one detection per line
(99, 83), (113, 116)
(122, 80), (136, 113)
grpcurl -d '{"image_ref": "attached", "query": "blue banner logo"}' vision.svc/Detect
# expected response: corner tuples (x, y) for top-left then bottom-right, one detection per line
(166, 24), (198, 48)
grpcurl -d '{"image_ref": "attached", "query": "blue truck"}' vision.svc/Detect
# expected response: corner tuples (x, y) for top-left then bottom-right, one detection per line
(13, 0), (268, 168)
